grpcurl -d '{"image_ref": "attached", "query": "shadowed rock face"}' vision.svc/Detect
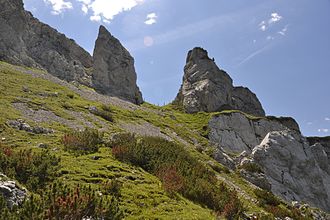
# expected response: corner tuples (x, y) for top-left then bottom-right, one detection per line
(232, 87), (265, 117)
(174, 47), (265, 116)
(92, 26), (143, 104)
(0, 0), (93, 85)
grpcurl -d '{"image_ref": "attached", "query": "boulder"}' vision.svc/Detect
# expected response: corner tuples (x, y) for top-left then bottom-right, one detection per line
(92, 26), (143, 104)
(252, 130), (330, 212)
(174, 47), (265, 116)
(0, 173), (27, 208)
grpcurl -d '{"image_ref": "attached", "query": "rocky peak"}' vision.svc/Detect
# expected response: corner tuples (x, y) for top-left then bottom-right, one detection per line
(186, 47), (210, 63)
(1, 0), (24, 11)
(92, 25), (143, 104)
(175, 47), (265, 116)
(0, 0), (93, 85)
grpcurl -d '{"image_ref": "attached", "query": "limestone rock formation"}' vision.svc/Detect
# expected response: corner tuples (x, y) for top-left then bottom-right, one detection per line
(252, 131), (330, 212)
(232, 87), (265, 117)
(0, 0), (93, 85)
(92, 26), (143, 104)
(0, 173), (27, 208)
(208, 112), (298, 153)
(174, 47), (265, 116)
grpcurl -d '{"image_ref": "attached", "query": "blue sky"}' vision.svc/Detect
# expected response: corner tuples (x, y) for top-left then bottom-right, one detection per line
(23, 0), (330, 137)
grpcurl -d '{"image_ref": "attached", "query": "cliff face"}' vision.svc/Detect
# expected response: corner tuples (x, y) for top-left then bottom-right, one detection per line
(92, 26), (143, 104)
(208, 111), (330, 212)
(0, 0), (143, 103)
(174, 47), (265, 116)
(0, 0), (93, 85)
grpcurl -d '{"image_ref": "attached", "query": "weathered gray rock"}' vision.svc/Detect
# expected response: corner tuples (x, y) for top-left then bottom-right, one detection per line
(0, 0), (93, 85)
(92, 26), (143, 104)
(174, 47), (265, 116)
(232, 87), (265, 117)
(239, 169), (271, 191)
(7, 119), (54, 134)
(0, 173), (27, 208)
(307, 136), (330, 160)
(174, 47), (233, 113)
(252, 130), (330, 212)
(208, 112), (297, 153)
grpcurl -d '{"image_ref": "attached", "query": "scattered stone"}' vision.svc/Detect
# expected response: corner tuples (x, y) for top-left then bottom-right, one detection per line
(22, 86), (30, 92)
(91, 156), (101, 160)
(7, 119), (54, 134)
(88, 106), (99, 114)
(0, 173), (27, 208)
(37, 143), (48, 149)
(92, 25), (143, 104)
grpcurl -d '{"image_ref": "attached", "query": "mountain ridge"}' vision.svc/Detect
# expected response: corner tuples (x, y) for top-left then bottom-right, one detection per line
(0, 0), (330, 219)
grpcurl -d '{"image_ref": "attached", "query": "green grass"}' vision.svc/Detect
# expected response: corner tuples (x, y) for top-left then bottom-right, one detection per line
(0, 61), (318, 219)
(0, 62), (215, 219)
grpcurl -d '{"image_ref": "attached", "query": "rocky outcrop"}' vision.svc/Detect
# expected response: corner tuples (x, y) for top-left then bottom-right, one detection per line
(0, 173), (27, 208)
(92, 26), (143, 104)
(208, 111), (330, 212)
(252, 131), (330, 212)
(0, 0), (93, 85)
(174, 47), (265, 116)
(208, 112), (298, 153)
(232, 87), (265, 117)
(0, 0), (143, 104)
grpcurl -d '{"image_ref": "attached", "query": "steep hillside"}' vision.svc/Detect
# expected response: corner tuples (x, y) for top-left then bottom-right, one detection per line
(1, 61), (328, 219)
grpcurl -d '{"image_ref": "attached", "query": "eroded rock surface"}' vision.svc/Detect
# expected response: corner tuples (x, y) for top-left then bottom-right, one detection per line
(92, 26), (143, 104)
(0, 0), (93, 85)
(208, 112), (297, 153)
(174, 47), (265, 116)
(252, 130), (330, 212)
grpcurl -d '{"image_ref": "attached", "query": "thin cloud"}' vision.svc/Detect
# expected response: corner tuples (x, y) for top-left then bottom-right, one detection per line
(77, 0), (145, 23)
(318, 128), (329, 133)
(44, 0), (73, 15)
(237, 45), (270, 67)
(278, 24), (289, 36)
(125, 13), (235, 51)
(259, 12), (283, 31)
(145, 12), (157, 25)
(325, 117), (330, 121)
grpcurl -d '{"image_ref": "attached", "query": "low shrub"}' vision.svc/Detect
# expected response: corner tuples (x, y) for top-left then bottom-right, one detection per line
(0, 182), (123, 220)
(62, 128), (103, 154)
(102, 179), (122, 197)
(240, 162), (263, 173)
(254, 189), (281, 207)
(109, 134), (244, 215)
(0, 145), (60, 191)
(91, 105), (114, 122)
(254, 189), (310, 219)
(156, 165), (184, 194)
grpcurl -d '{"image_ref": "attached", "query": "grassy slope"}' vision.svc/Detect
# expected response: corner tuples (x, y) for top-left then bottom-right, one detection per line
(0, 62), (214, 219)
(0, 61), (313, 219)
